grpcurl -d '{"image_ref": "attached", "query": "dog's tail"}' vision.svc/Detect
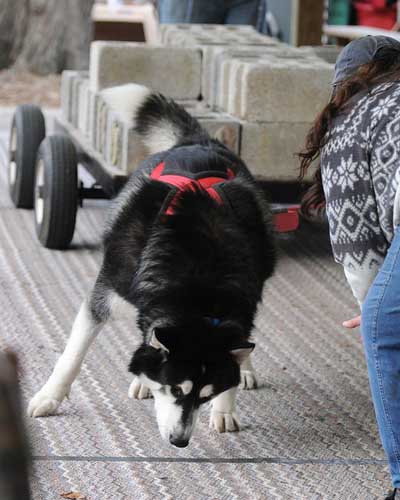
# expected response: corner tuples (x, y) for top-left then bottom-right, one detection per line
(101, 83), (210, 155)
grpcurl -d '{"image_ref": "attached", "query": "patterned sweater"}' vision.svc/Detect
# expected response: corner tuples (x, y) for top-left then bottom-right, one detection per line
(321, 80), (400, 305)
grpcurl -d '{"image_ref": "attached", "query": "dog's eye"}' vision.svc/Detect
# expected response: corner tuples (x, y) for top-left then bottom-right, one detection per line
(171, 386), (184, 399)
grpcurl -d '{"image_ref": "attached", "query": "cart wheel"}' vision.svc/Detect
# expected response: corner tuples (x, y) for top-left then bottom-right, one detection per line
(8, 105), (46, 208)
(34, 135), (78, 249)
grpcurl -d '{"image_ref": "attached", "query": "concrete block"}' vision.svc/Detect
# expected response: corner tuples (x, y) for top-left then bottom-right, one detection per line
(60, 71), (80, 122)
(194, 110), (241, 154)
(71, 78), (82, 128)
(99, 99), (241, 174)
(77, 80), (90, 136)
(160, 24), (196, 44)
(203, 46), (265, 105)
(89, 41), (202, 99)
(102, 113), (147, 174)
(162, 24), (276, 48)
(95, 95), (109, 154)
(220, 58), (333, 122)
(300, 45), (341, 65)
(88, 91), (100, 148)
(119, 123), (148, 174)
(70, 72), (89, 128)
(204, 45), (319, 108)
(240, 122), (314, 181)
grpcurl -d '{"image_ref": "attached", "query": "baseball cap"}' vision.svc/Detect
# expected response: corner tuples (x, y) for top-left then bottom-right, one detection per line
(332, 35), (400, 86)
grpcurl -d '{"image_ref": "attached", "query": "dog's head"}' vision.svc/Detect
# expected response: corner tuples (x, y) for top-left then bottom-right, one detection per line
(129, 321), (254, 447)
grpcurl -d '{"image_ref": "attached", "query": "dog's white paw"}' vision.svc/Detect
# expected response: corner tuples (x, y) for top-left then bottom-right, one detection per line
(209, 410), (240, 433)
(239, 370), (258, 390)
(128, 377), (152, 399)
(27, 386), (68, 417)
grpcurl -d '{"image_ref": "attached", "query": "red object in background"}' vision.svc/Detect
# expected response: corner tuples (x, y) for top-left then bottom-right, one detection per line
(272, 206), (300, 233)
(354, 1), (397, 30)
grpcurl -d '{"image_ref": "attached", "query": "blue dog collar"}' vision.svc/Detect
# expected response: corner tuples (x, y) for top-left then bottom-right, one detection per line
(205, 317), (221, 326)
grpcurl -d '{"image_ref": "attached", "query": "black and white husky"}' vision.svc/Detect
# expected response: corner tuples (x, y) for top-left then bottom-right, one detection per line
(28, 84), (276, 447)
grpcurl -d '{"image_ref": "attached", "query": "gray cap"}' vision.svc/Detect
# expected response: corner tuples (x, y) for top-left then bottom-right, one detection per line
(333, 35), (400, 86)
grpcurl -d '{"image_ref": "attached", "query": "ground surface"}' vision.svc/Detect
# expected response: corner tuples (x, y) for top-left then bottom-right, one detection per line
(0, 69), (60, 107)
(0, 109), (392, 499)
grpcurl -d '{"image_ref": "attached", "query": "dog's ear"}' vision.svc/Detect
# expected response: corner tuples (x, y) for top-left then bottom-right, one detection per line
(150, 326), (182, 354)
(149, 328), (169, 354)
(149, 327), (170, 354)
(149, 328), (170, 353)
(129, 344), (165, 375)
(229, 342), (255, 365)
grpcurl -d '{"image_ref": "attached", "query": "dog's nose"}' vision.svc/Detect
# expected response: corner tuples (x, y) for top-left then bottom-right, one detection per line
(169, 436), (189, 448)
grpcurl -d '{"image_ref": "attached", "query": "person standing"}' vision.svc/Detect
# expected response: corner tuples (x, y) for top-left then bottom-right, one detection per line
(299, 36), (400, 500)
(157, 0), (260, 26)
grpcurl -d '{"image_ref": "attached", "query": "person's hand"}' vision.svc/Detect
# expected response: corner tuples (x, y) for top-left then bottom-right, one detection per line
(343, 315), (361, 329)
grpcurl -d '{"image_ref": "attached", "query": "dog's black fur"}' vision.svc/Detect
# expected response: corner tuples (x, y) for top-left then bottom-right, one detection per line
(89, 94), (276, 433)
(93, 94), (276, 331)
(28, 89), (276, 446)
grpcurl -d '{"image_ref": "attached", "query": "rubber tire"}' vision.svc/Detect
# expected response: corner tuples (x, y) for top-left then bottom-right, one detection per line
(35, 135), (78, 249)
(9, 105), (46, 208)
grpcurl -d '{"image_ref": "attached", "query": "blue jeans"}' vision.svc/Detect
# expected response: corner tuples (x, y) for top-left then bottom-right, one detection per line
(362, 227), (400, 487)
(157, 0), (259, 25)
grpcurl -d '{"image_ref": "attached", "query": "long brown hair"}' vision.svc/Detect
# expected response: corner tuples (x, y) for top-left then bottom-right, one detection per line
(298, 47), (400, 218)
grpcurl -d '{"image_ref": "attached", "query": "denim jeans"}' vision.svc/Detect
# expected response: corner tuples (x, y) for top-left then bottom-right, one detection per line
(362, 227), (400, 487)
(157, 0), (259, 25)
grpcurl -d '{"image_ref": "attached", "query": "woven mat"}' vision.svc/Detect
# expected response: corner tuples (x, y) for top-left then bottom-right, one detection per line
(0, 111), (391, 500)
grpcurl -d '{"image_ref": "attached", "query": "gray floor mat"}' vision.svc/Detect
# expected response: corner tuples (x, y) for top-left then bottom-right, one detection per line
(0, 111), (390, 500)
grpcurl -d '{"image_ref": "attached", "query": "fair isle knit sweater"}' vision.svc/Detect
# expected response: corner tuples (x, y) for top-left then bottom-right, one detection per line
(321, 81), (400, 305)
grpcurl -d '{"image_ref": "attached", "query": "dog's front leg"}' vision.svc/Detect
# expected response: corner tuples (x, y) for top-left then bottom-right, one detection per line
(239, 356), (258, 390)
(128, 376), (152, 400)
(209, 386), (239, 433)
(28, 295), (108, 417)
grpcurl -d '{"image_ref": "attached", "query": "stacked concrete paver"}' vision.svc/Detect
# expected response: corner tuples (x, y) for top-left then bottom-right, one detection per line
(61, 24), (335, 180)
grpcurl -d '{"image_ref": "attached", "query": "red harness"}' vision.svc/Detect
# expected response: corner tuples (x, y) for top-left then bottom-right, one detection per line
(150, 162), (235, 215)
(150, 161), (300, 232)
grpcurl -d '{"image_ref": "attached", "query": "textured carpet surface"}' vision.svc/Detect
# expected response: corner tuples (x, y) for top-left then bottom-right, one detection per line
(0, 110), (391, 499)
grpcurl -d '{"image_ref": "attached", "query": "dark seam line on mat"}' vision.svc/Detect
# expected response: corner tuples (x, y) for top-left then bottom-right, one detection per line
(32, 456), (388, 465)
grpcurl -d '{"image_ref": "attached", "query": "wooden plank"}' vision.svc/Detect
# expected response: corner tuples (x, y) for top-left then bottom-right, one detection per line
(93, 21), (145, 42)
(91, 4), (159, 43)
(324, 24), (400, 43)
(295, 0), (324, 46)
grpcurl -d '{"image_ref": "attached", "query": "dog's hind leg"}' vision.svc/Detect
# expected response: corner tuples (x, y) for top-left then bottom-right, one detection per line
(27, 283), (113, 417)
(239, 356), (258, 390)
(209, 386), (240, 433)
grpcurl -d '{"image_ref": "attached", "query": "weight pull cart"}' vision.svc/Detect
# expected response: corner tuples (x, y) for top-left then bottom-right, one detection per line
(7, 104), (300, 249)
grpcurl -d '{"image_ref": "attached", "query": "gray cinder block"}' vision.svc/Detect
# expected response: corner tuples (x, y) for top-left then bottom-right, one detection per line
(102, 111), (147, 173)
(223, 58), (333, 123)
(70, 72), (89, 128)
(101, 101), (241, 175)
(162, 24), (275, 48)
(77, 80), (90, 136)
(60, 70), (80, 122)
(89, 41), (202, 100)
(202, 46), (274, 106)
(95, 95), (109, 153)
(71, 78), (82, 128)
(240, 122), (315, 181)
(119, 123), (148, 174)
(204, 46), (320, 108)
(300, 45), (341, 64)
(88, 91), (100, 148)
(194, 110), (241, 154)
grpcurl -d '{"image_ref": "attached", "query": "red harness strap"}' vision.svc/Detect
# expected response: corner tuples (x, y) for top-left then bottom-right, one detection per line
(150, 162), (234, 215)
